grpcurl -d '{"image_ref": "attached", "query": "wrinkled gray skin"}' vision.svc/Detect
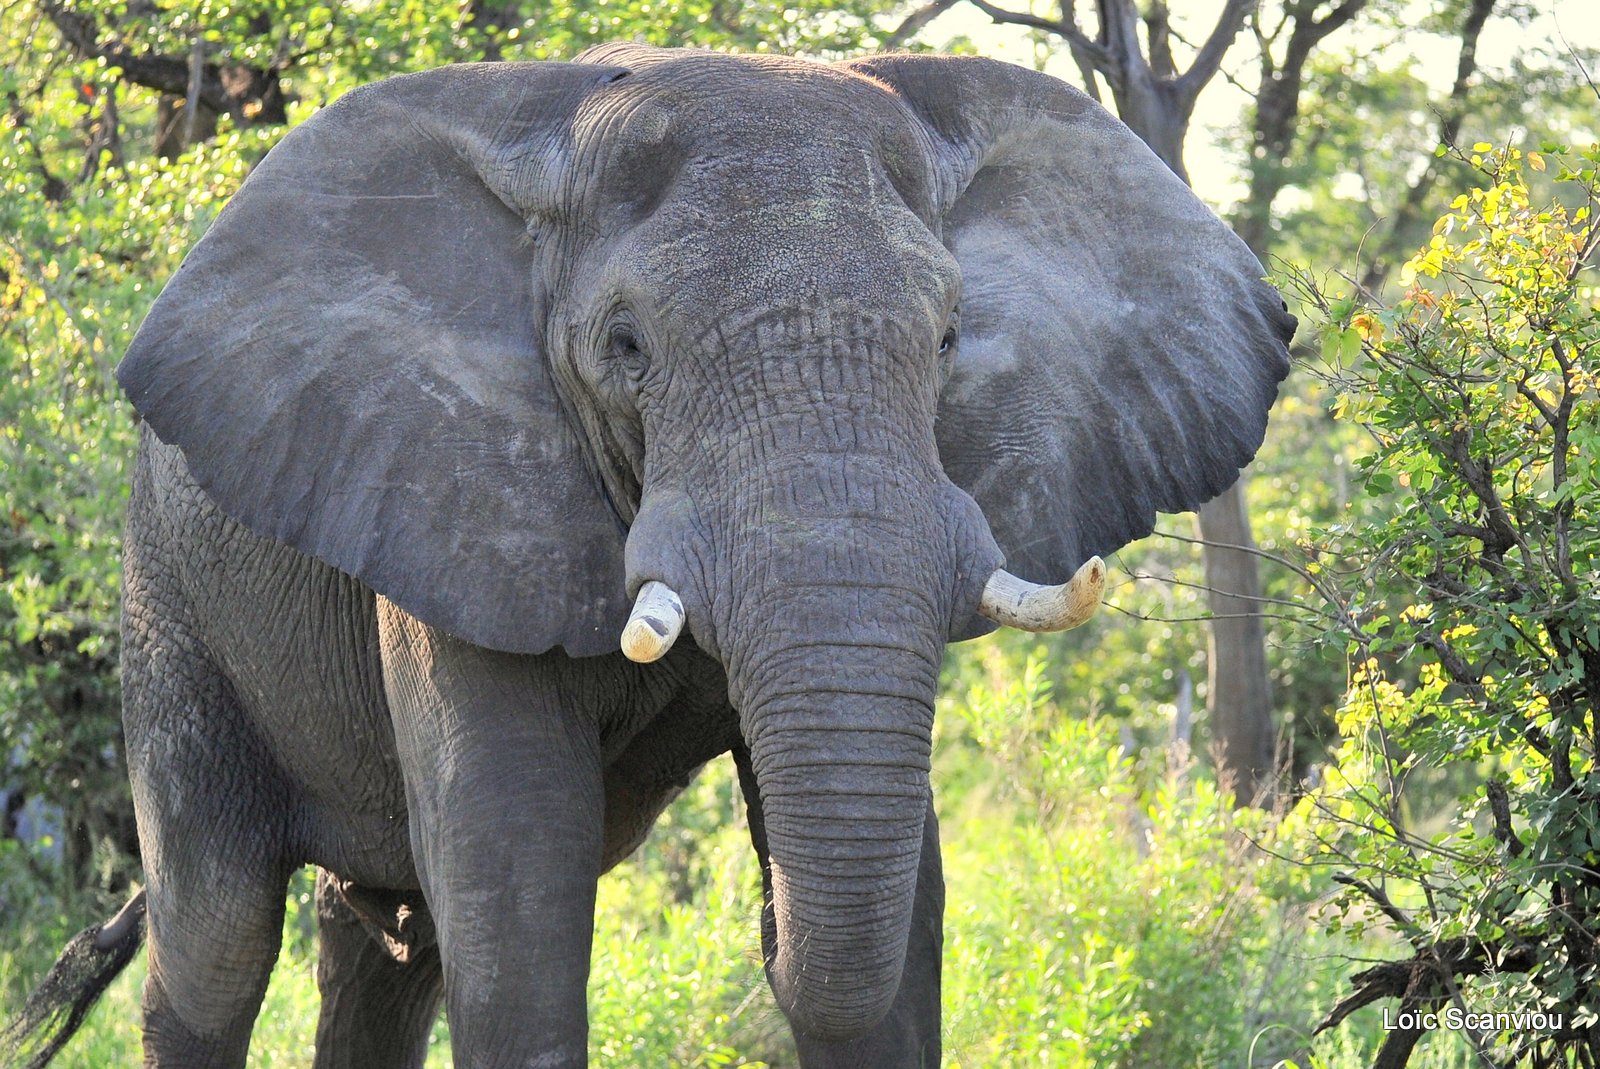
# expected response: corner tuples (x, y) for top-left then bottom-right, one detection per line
(113, 46), (1293, 1068)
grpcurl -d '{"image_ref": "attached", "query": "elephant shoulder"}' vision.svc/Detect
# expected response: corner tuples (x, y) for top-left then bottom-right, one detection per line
(128, 425), (378, 666)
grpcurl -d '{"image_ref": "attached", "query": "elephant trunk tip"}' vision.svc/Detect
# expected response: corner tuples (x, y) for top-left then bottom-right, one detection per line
(769, 959), (902, 1043)
(762, 858), (914, 1043)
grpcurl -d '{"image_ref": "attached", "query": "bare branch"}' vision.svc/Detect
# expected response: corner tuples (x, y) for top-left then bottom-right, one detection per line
(1145, 0), (1175, 79)
(38, 0), (285, 128)
(1332, 873), (1425, 944)
(965, 0), (1109, 67)
(1314, 934), (1541, 1036)
(1484, 778), (1525, 858)
(1173, 0), (1254, 102)
(1229, 0), (1371, 254)
(6, 90), (68, 200)
(1059, 0), (1105, 101)
(1095, 0), (1141, 70)
(1119, 570), (1333, 618)
(40, 0), (234, 113)
(1309, 0), (1366, 37)
(880, 0), (959, 50)
(182, 38), (204, 148)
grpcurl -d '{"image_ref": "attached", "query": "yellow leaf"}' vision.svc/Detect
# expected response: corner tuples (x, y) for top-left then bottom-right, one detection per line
(1528, 151), (1546, 172)
(1472, 141), (1494, 153)
(1351, 313), (1385, 344)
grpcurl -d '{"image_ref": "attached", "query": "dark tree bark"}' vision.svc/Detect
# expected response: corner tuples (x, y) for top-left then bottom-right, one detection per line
(1217, 0), (1495, 807)
(882, 0), (962, 49)
(1355, 0), (1496, 292)
(39, 0), (288, 156)
(1233, 0), (1495, 285)
(1208, 0), (1370, 803)
(1196, 484), (1277, 802)
(952, 0), (1496, 807)
(462, 0), (527, 61)
(1231, 0), (1369, 257)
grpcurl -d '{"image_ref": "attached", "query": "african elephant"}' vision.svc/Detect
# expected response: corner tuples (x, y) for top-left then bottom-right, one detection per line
(98, 44), (1292, 1068)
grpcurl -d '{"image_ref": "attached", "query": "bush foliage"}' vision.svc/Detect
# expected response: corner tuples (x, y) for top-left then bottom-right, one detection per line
(1289, 141), (1600, 1065)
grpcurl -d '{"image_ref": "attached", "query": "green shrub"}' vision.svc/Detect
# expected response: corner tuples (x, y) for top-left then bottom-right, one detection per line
(1288, 139), (1600, 1065)
(936, 642), (1327, 1069)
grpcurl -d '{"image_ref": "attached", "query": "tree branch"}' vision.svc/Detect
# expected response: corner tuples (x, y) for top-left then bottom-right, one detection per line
(880, 0), (959, 49)
(1174, 0), (1254, 102)
(182, 38), (204, 147)
(1484, 778), (1525, 858)
(1059, 0), (1106, 101)
(38, 0), (286, 127)
(6, 89), (68, 200)
(1095, 0), (1143, 80)
(1358, 0), (1498, 291)
(1145, 0), (1175, 79)
(1314, 934), (1541, 1035)
(40, 1), (235, 113)
(1332, 873), (1426, 945)
(1230, 0), (1371, 255)
(964, 0), (1115, 72)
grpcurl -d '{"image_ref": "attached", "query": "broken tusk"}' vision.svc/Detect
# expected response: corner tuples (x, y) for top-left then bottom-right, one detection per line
(978, 556), (1105, 632)
(621, 580), (686, 663)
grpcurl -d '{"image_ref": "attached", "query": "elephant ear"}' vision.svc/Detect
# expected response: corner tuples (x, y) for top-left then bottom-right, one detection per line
(118, 62), (633, 656)
(843, 55), (1295, 582)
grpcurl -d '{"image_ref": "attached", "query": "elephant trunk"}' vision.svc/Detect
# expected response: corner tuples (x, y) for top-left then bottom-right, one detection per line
(624, 346), (1005, 1038)
(709, 495), (972, 1039)
(739, 631), (940, 1040)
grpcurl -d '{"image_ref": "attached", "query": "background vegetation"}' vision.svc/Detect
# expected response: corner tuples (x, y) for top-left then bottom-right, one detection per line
(1, 0), (1595, 1065)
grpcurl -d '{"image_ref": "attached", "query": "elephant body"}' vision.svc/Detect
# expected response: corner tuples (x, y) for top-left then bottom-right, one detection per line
(95, 45), (1294, 1068)
(125, 428), (937, 1066)
(126, 431), (729, 891)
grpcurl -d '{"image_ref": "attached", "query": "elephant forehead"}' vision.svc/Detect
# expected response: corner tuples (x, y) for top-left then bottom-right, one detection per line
(631, 207), (956, 332)
(568, 56), (940, 218)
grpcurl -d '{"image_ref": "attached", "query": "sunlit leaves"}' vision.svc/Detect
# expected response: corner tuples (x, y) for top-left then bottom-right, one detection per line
(1290, 139), (1600, 1058)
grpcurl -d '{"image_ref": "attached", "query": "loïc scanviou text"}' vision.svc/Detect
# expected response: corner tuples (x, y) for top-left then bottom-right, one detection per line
(1383, 1007), (1564, 1032)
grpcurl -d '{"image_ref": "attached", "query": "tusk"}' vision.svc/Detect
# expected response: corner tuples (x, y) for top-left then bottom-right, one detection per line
(621, 580), (686, 663)
(978, 556), (1106, 633)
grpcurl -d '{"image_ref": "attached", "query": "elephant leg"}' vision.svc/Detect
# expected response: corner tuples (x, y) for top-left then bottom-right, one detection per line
(601, 672), (741, 872)
(137, 843), (288, 1068)
(123, 628), (290, 1067)
(733, 746), (944, 1069)
(378, 601), (605, 1068)
(312, 870), (444, 1069)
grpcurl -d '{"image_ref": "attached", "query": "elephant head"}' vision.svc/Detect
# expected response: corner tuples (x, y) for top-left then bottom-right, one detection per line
(117, 48), (1292, 1039)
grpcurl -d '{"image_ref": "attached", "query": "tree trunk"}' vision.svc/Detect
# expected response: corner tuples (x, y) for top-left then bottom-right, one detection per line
(1197, 484), (1276, 803)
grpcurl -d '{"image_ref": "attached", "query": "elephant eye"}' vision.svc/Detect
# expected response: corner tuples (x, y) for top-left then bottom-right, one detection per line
(938, 327), (957, 355)
(608, 323), (650, 382)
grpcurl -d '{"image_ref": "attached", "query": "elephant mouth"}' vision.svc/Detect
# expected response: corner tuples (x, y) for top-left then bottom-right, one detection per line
(618, 556), (1106, 662)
